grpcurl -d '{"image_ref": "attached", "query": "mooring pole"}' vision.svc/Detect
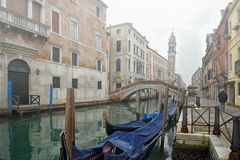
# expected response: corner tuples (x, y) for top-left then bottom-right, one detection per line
(229, 117), (240, 160)
(65, 88), (75, 159)
(160, 86), (169, 149)
(158, 88), (162, 112)
(7, 81), (12, 113)
(213, 106), (220, 135)
(181, 94), (188, 133)
(49, 83), (53, 109)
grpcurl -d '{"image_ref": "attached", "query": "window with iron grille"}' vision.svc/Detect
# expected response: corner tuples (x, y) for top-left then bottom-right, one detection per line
(53, 77), (60, 88)
(72, 79), (78, 89)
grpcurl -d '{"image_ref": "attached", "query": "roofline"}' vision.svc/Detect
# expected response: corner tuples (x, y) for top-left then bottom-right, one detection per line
(213, 3), (231, 39)
(147, 46), (168, 61)
(107, 22), (149, 43)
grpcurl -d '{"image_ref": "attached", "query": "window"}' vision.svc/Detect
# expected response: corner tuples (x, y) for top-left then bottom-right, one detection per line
(53, 77), (60, 88)
(96, 34), (101, 51)
(238, 82), (240, 96)
(128, 29), (131, 34)
(230, 54), (232, 71)
(98, 81), (102, 89)
(72, 79), (78, 89)
(128, 40), (131, 52)
(128, 58), (131, 72)
(238, 8), (240, 23)
(116, 59), (121, 72)
(96, 6), (100, 18)
(229, 21), (232, 35)
(238, 47), (240, 60)
(97, 60), (102, 71)
(116, 83), (122, 89)
(116, 40), (121, 52)
(51, 8), (60, 34)
(134, 61), (135, 73)
(72, 53), (77, 66)
(71, 18), (78, 40)
(134, 44), (136, 54)
(52, 47), (60, 62)
(116, 29), (121, 35)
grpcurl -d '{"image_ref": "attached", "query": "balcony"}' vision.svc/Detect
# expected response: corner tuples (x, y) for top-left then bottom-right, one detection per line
(235, 59), (240, 76)
(0, 6), (50, 38)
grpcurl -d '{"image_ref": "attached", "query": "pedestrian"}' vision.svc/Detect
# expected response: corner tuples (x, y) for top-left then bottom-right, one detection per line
(218, 89), (228, 110)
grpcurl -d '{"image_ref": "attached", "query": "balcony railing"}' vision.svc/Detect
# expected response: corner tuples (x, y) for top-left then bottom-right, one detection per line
(0, 6), (50, 38)
(235, 59), (240, 76)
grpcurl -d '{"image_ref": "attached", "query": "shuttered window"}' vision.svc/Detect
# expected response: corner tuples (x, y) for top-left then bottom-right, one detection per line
(53, 77), (60, 88)
(52, 10), (60, 33)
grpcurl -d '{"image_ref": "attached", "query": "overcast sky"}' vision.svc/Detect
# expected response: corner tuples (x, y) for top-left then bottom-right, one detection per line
(104, 0), (230, 85)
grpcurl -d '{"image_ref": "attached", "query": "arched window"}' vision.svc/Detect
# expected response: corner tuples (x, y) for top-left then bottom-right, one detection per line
(116, 58), (121, 72)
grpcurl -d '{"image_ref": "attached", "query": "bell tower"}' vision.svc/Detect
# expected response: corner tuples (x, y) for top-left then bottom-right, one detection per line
(167, 32), (177, 79)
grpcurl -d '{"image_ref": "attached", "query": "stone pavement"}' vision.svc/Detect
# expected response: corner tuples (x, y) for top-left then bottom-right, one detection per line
(176, 97), (240, 160)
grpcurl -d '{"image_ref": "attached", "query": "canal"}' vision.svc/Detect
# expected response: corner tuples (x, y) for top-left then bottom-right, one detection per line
(0, 98), (177, 160)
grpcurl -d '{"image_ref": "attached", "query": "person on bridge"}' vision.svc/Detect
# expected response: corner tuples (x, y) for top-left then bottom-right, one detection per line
(218, 89), (228, 110)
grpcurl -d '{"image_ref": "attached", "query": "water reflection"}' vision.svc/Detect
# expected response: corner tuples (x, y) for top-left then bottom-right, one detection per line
(0, 98), (176, 160)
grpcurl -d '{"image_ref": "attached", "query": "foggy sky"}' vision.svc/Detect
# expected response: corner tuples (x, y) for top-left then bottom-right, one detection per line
(104, 0), (230, 85)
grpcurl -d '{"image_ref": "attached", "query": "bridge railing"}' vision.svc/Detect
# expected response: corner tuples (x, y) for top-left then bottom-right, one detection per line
(109, 80), (180, 95)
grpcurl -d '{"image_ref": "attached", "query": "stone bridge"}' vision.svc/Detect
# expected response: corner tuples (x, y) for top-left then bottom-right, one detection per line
(109, 80), (181, 101)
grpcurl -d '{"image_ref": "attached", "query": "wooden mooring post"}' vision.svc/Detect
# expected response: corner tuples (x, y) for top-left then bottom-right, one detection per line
(229, 117), (240, 160)
(65, 88), (75, 159)
(160, 86), (169, 149)
(181, 95), (188, 133)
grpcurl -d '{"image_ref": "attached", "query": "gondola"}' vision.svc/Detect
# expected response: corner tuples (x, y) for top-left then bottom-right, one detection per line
(105, 101), (177, 136)
(105, 111), (158, 135)
(60, 102), (177, 160)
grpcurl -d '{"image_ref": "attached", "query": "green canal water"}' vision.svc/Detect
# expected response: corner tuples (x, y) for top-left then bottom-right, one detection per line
(0, 99), (177, 160)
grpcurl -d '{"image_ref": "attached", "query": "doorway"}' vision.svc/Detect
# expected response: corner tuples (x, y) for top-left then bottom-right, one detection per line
(8, 59), (30, 105)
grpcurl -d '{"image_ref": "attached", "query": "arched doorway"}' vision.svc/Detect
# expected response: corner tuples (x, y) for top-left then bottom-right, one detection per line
(8, 59), (30, 105)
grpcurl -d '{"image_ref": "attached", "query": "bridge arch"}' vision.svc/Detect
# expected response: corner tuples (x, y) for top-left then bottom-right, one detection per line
(110, 80), (180, 101)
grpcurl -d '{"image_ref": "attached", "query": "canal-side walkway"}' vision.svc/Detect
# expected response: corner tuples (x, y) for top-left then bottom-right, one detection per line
(176, 97), (240, 160)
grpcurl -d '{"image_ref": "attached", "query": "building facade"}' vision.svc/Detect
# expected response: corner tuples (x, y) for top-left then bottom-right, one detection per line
(211, 6), (230, 101)
(191, 68), (202, 95)
(0, 0), (109, 111)
(108, 23), (149, 91)
(147, 47), (168, 81)
(167, 32), (177, 85)
(202, 33), (214, 98)
(227, 0), (240, 106)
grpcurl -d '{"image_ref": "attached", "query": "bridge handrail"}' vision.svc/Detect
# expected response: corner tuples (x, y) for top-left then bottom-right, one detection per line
(181, 96), (240, 159)
(109, 80), (180, 95)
